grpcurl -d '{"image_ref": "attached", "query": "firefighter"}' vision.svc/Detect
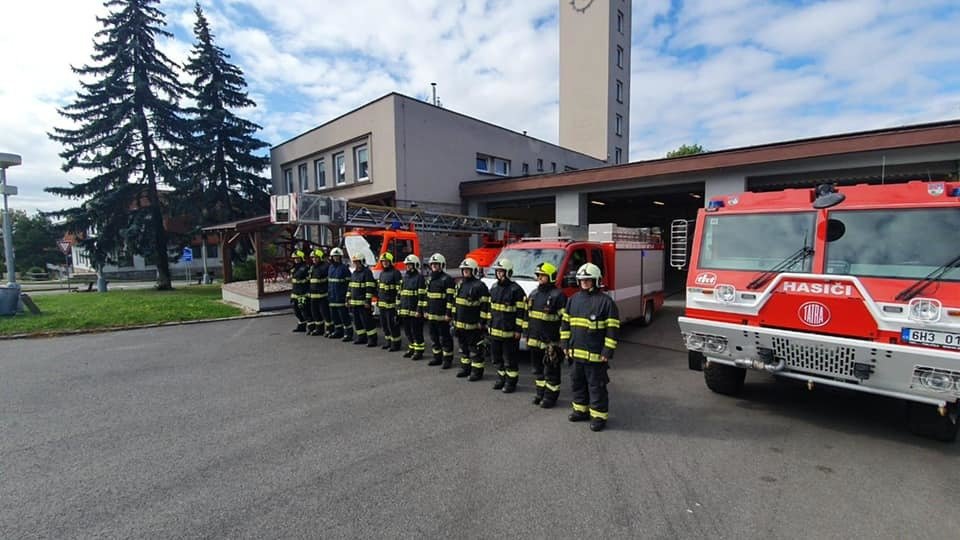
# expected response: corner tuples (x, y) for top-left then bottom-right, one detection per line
(348, 252), (378, 347)
(560, 262), (619, 432)
(525, 262), (566, 408)
(398, 254), (428, 360)
(290, 249), (310, 332)
(453, 258), (491, 381)
(327, 247), (353, 340)
(488, 258), (526, 393)
(307, 248), (331, 336)
(424, 253), (455, 368)
(377, 252), (403, 352)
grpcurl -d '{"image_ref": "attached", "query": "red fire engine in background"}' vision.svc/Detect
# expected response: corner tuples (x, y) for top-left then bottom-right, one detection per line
(675, 181), (960, 441)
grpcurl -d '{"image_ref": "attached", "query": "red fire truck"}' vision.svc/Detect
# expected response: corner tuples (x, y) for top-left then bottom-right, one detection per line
(676, 181), (960, 441)
(484, 223), (666, 329)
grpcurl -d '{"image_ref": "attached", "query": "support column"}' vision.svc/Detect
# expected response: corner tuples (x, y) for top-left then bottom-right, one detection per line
(555, 191), (587, 226)
(221, 238), (233, 283)
(703, 176), (747, 206)
(467, 200), (486, 250)
(254, 231), (264, 298)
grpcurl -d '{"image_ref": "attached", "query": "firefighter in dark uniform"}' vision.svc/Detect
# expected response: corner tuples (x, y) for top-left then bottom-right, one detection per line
(307, 248), (331, 336)
(377, 252), (403, 352)
(290, 250), (310, 332)
(424, 253), (455, 368)
(348, 252), (378, 347)
(560, 262), (619, 432)
(488, 258), (527, 393)
(398, 254), (428, 360)
(453, 258), (491, 381)
(327, 247), (352, 340)
(525, 261), (566, 408)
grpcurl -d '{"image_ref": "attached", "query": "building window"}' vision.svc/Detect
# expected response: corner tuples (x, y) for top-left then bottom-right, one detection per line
(315, 158), (326, 189)
(493, 157), (511, 176)
(283, 168), (294, 194)
(476, 155), (490, 173)
(616, 80), (623, 103)
(614, 147), (623, 164)
(477, 154), (511, 176)
(616, 46), (624, 69)
(354, 145), (369, 181)
(617, 10), (624, 33)
(536, 158), (544, 172)
(522, 162), (529, 175)
(551, 161), (557, 173)
(334, 152), (346, 185)
(298, 163), (308, 192)
(616, 114), (623, 136)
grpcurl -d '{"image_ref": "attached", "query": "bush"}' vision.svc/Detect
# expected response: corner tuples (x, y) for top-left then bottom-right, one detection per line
(232, 258), (258, 281)
(25, 266), (49, 280)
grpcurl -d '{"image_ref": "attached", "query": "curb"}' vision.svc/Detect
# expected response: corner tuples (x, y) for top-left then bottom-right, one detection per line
(0, 309), (292, 341)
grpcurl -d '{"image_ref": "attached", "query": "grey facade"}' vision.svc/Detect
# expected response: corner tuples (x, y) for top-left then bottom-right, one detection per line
(270, 93), (604, 257)
(559, 0), (630, 163)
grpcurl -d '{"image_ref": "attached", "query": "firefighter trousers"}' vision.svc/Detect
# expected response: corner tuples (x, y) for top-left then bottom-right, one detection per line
(292, 297), (308, 325)
(531, 347), (562, 403)
(571, 361), (609, 420)
(351, 306), (377, 344)
(490, 337), (519, 385)
(428, 320), (454, 363)
(330, 304), (352, 338)
(401, 316), (425, 355)
(379, 308), (402, 349)
(457, 329), (484, 375)
(310, 297), (331, 333)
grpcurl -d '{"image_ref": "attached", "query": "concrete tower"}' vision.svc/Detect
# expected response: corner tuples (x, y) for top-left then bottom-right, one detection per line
(559, 0), (630, 164)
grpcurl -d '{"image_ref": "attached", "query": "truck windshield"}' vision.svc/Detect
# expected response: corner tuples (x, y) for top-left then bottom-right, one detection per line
(698, 212), (816, 272)
(825, 208), (960, 281)
(343, 235), (378, 268)
(494, 248), (566, 280)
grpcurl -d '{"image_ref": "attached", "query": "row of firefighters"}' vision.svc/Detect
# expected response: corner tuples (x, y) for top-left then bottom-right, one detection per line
(289, 248), (620, 432)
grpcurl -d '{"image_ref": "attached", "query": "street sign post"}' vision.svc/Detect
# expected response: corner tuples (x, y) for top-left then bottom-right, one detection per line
(182, 247), (193, 283)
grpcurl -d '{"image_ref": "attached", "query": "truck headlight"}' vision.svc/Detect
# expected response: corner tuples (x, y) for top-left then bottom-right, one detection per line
(685, 333), (705, 351)
(704, 336), (727, 353)
(913, 366), (957, 393)
(908, 298), (942, 322)
(715, 284), (737, 304)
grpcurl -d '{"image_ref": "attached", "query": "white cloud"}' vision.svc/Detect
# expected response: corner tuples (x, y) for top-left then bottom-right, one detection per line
(2, 0), (960, 215)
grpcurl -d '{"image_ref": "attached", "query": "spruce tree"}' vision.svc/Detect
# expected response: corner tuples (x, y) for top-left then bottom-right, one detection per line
(47, 0), (188, 290)
(177, 2), (270, 230)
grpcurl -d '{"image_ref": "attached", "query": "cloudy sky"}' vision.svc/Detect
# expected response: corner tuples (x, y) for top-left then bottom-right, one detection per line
(2, 0), (959, 214)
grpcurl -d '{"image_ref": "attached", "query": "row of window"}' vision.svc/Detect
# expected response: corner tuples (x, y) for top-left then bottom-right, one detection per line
(477, 153), (583, 177)
(284, 144), (369, 193)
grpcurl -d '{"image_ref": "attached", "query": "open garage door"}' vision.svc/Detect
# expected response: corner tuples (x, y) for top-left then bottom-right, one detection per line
(484, 196), (555, 237)
(588, 182), (704, 296)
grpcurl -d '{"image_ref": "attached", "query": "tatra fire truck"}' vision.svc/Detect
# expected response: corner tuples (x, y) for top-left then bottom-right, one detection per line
(484, 222), (666, 330)
(675, 181), (960, 441)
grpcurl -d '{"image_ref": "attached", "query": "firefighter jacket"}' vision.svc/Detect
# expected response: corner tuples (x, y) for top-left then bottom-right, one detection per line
(453, 276), (491, 331)
(560, 287), (620, 362)
(308, 262), (329, 299)
(291, 262), (310, 300)
(399, 270), (427, 317)
(327, 261), (351, 306)
(524, 283), (567, 349)
(348, 265), (376, 308)
(425, 271), (455, 321)
(488, 278), (526, 339)
(377, 266), (403, 309)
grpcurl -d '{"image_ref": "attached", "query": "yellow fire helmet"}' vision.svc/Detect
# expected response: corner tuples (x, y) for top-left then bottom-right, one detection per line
(535, 262), (558, 281)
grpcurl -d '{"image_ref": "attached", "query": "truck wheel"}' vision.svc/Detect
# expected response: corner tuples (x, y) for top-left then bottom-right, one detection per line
(688, 351), (704, 371)
(704, 361), (746, 395)
(907, 403), (959, 442)
(639, 300), (654, 326)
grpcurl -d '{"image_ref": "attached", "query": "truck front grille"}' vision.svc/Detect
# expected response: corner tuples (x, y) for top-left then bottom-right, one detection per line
(772, 337), (859, 381)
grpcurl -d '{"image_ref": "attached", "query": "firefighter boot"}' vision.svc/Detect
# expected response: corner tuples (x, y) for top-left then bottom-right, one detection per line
(293, 322), (307, 333)
(342, 330), (355, 342)
(502, 377), (518, 394)
(590, 418), (607, 432)
(468, 367), (484, 382)
(412, 350), (424, 360)
(492, 374), (506, 391)
(428, 349), (443, 365)
(390, 340), (403, 352)
(382, 340), (391, 350)
(365, 335), (378, 347)
(532, 385), (545, 405)
(568, 410), (590, 422)
(403, 347), (415, 358)
(456, 361), (471, 378)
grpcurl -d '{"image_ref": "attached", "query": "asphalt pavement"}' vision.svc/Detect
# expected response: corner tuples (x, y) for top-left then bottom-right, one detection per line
(1, 306), (958, 539)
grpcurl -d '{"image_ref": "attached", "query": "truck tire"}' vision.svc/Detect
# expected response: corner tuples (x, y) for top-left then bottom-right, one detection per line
(907, 403), (959, 442)
(688, 351), (704, 371)
(639, 300), (654, 326)
(704, 361), (746, 395)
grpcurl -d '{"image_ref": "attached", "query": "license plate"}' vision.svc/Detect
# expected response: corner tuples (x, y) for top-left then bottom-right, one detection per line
(901, 328), (960, 350)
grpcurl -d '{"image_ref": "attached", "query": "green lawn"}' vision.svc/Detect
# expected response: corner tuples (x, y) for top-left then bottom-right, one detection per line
(0, 285), (244, 336)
